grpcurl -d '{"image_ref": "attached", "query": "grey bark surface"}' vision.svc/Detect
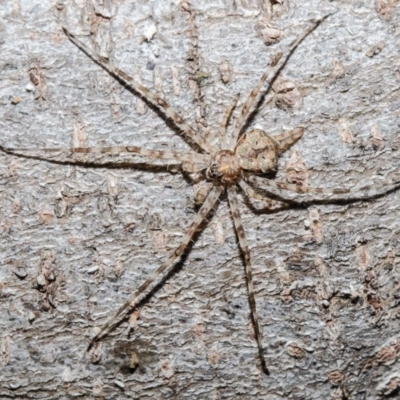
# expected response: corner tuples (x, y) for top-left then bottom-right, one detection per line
(1, 0), (400, 399)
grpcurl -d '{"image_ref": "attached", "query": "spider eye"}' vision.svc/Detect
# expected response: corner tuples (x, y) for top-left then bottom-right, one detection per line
(211, 165), (217, 175)
(206, 164), (219, 179)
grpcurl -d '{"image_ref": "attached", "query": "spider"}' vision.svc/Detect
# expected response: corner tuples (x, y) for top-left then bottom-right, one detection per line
(2, 12), (399, 375)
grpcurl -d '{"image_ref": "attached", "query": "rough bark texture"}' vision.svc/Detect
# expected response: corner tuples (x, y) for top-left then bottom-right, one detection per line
(1, 0), (400, 399)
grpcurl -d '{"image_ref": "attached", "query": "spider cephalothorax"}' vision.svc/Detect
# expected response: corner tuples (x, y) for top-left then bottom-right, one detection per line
(206, 130), (282, 184)
(206, 150), (241, 184)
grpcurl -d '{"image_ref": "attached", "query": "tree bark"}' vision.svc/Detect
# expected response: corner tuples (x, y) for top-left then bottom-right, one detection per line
(1, 0), (400, 399)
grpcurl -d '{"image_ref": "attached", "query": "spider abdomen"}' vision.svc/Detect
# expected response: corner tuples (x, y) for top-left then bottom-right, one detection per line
(235, 129), (279, 174)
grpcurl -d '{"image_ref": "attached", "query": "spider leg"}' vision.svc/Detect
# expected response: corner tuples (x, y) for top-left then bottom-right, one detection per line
(273, 127), (304, 155)
(238, 180), (289, 210)
(248, 175), (400, 203)
(227, 185), (268, 375)
(63, 28), (216, 155)
(230, 52), (282, 148)
(230, 13), (333, 148)
(88, 185), (223, 346)
(0, 145), (211, 165)
(220, 93), (240, 149)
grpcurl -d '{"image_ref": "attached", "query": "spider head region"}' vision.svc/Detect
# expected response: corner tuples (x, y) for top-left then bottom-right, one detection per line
(206, 149), (241, 184)
(206, 130), (279, 184)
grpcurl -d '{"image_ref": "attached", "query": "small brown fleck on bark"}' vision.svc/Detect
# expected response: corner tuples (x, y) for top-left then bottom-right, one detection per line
(29, 62), (47, 101)
(107, 172), (119, 196)
(269, 0), (290, 18)
(376, 342), (400, 364)
(365, 41), (385, 58)
(171, 66), (181, 95)
(161, 359), (175, 379)
(329, 370), (343, 386)
(256, 20), (283, 45)
(54, 197), (68, 218)
(110, 87), (121, 120)
(207, 351), (220, 367)
(370, 124), (384, 150)
(219, 60), (232, 84)
(286, 343), (305, 358)
(73, 120), (87, 148)
(154, 66), (164, 97)
(10, 96), (22, 105)
(1, 335), (10, 366)
(272, 77), (301, 110)
(357, 244), (379, 291)
(375, 0), (397, 20)
(309, 208), (323, 244)
(93, 378), (104, 400)
(130, 351), (139, 369)
(285, 151), (308, 186)
(87, 342), (102, 364)
(134, 70), (148, 114)
(339, 121), (354, 144)
(38, 204), (54, 224)
(152, 231), (167, 253)
(114, 260), (124, 277)
(331, 59), (346, 80)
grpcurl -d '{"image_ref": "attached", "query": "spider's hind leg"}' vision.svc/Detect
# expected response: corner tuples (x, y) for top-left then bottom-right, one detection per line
(88, 186), (223, 347)
(227, 185), (268, 374)
(239, 180), (289, 211)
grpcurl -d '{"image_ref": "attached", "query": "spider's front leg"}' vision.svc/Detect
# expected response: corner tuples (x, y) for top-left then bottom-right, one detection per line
(0, 145), (211, 170)
(230, 12), (334, 148)
(62, 28), (217, 155)
(274, 128), (304, 154)
(220, 93), (240, 149)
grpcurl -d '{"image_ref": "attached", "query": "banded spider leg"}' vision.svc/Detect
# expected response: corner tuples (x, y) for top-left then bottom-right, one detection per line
(0, 146), (211, 170)
(246, 175), (400, 204)
(62, 28), (216, 155)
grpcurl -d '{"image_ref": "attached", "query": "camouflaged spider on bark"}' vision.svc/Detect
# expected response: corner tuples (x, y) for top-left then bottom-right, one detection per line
(3, 12), (400, 375)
